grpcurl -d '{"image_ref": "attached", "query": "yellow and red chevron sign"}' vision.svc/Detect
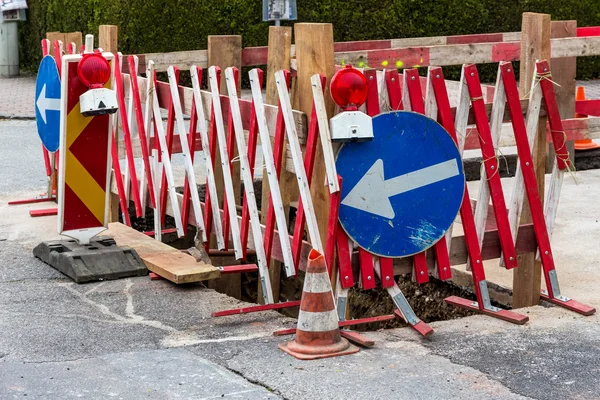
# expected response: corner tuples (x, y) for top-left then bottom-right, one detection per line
(58, 55), (112, 243)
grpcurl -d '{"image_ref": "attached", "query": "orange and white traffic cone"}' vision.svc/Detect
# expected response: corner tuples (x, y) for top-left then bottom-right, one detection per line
(574, 86), (600, 150)
(279, 249), (359, 360)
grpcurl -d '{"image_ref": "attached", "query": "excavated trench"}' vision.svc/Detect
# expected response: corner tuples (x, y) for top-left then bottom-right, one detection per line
(121, 181), (517, 329)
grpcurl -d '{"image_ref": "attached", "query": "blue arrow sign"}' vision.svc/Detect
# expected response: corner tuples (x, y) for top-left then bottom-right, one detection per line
(35, 55), (62, 152)
(336, 111), (465, 258)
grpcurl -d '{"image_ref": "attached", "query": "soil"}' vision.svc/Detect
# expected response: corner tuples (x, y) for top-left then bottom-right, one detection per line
(348, 276), (477, 330)
(119, 180), (505, 330)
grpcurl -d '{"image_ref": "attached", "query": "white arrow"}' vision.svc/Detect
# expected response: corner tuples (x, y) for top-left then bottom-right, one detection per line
(341, 158), (460, 219)
(36, 84), (61, 124)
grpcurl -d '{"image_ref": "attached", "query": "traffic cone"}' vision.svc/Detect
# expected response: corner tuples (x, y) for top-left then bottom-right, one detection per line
(279, 249), (359, 360)
(574, 86), (600, 150)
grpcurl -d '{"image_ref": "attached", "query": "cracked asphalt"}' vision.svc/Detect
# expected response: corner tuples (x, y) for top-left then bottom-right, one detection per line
(1, 120), (599, 399)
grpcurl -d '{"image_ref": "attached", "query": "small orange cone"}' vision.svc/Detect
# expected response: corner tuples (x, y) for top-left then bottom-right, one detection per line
(279, 249), (359, 360)
(574, 86), (600, 150)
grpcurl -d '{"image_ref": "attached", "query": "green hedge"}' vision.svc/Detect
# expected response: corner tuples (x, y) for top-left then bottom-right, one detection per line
(18, 0), (600, 80)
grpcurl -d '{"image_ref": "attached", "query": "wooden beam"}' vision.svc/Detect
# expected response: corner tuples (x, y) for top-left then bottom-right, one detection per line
(514, 12), (551, 308)
(549, 20), (577, 170)
(99, 25), (118, 53)
(294, 23), (336, 247)
(207, 35), (243, 300)
(122, 28), (600, 73)
(106, 222), (220, 283)
(207, 35), (243, 209)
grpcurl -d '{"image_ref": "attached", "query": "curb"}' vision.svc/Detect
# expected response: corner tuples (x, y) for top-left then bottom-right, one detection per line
(0, 114), (35, 120)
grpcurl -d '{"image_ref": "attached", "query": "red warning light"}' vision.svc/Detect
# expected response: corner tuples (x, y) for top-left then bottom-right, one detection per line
(77, 53), (111, 89)
(330, 65), (368, 110)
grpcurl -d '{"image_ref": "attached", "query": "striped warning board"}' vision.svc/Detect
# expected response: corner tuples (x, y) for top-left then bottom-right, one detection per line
(57, 54), (113, 244)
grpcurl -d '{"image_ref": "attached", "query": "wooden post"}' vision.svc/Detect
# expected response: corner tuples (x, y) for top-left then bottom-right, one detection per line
(514, 12), (551, 308)
(207, 35), (243, 300)
(258, 26), (293, 304)
(207, 35), (243, 211)
(64, 32), (83, 50)
(293, 23), (336, 248)
(549, 20), (577, 170)
(99, 25), (118, 53)
(46, 32), (64, 44)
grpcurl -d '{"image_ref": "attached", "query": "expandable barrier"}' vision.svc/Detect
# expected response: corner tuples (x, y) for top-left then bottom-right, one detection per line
(28, 21), (595, 341)
(101, 50), (597, 336)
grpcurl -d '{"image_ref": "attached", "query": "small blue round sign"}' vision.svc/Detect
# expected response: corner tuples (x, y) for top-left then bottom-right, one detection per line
(35, 55), (62, 152)
(336, 111), (465, 258)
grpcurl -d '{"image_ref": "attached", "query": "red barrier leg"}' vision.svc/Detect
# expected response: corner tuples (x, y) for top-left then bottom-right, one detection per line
(159, 68), (179, 225)
(203, 68), (222, 252)
(291, 76), (323, 272)
(241, 70), (265, 260)
(430, 66), (528, 324)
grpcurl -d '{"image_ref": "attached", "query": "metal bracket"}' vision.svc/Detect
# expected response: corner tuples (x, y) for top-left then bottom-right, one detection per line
(337, 296), (347, 321)
(391, 291), (420, 325)
(541, 289), (571, 303)
(260, 277), (269, 304)
(548, 270), (563, 299)
(478, 280), (501, 312)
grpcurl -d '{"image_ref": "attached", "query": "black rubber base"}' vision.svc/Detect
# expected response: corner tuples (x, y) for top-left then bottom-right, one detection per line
(33, 237), (147, 283)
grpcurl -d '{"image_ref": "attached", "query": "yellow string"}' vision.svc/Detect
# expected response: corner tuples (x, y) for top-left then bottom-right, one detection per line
(521, 71), (562, 100)
(549, 129), (578, 184)
(480, 150), (506, 181)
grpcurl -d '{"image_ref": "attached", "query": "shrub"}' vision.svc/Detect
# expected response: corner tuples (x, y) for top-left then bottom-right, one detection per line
(18, 0), (600, 80)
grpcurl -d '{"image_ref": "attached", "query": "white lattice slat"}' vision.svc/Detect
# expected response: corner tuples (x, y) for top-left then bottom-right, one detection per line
(502, 67), (542, 267)
(167, 66), (207, 242)
(151, 67), (184, 238)
(310, 74), (340, 194)
(275, 70), (324, 254)
(190, 66), (225, 250)
(468, 66), (506, 270)
(208, 66), (244, 259)
(249, 68), (295, 276)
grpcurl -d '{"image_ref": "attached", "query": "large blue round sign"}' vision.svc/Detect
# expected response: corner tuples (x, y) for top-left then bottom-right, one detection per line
(35, 55), (62, 152)
(336, 111), (465, 258)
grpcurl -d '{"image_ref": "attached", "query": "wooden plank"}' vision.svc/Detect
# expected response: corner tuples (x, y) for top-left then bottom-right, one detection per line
(550, 36), (600, 58)
(106, 222), (220, 283)
(123, 27), (600, 73)
(332, 35), (600, 69)
(136, 50), (208, 72)
(294, 23), (336, 247)
(99, 25), (118, 53)
(513, 12), (551, 309)
(549, 21), (577, 170)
